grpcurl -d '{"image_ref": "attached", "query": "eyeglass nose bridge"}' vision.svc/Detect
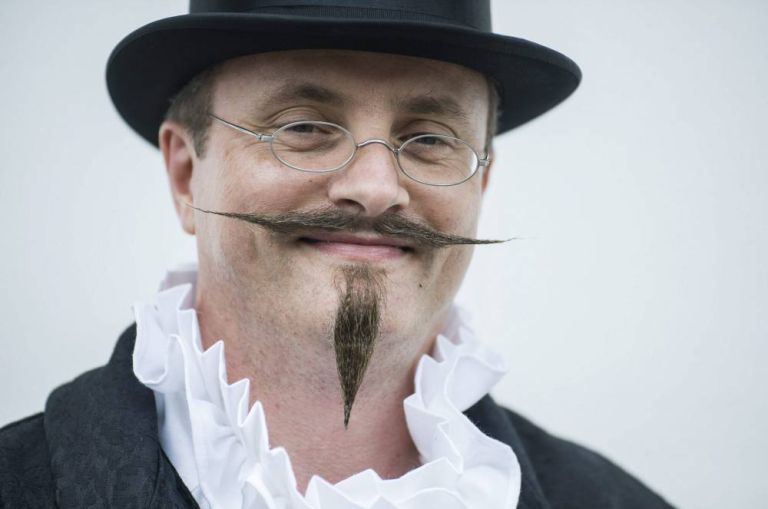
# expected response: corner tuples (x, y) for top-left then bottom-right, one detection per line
(354, 138), (400, 155)
(340, 138), (404, 176)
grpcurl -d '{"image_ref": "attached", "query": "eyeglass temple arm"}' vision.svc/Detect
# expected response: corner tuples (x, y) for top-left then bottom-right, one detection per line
(207, 113), (273, 142)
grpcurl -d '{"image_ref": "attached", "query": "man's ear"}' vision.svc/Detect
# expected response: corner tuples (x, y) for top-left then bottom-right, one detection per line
(159, 120), (196, 235)
(481, 145), (494, 194)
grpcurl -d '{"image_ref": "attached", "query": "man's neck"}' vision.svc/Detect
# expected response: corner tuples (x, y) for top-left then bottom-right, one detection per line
(195, 292), (434, 493)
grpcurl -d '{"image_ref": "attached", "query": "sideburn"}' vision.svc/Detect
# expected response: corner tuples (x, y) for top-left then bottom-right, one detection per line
(333, 264), (385, 428)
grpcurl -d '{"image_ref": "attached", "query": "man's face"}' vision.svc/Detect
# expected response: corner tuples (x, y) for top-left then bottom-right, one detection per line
(176, 49), (491, 369)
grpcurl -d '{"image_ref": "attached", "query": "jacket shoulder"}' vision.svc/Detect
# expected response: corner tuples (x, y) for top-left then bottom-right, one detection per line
(503, 408), (675, 508)
(0, 413), (57, 508)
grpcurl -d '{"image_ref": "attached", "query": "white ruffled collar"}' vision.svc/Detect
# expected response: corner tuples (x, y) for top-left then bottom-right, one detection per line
(132, 264), (520, 509)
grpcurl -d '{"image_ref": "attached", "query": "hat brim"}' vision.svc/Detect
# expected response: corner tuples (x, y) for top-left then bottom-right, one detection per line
(106, 13), (581, 147)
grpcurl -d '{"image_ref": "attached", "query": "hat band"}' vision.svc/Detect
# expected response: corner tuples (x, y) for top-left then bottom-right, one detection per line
(190, 0), (490, 31)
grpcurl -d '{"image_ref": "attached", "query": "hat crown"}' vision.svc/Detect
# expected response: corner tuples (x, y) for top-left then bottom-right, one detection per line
(189, 0), (492, 31)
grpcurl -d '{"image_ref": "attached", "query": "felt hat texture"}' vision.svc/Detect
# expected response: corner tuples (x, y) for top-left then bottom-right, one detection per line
(106, 0), (582, 147)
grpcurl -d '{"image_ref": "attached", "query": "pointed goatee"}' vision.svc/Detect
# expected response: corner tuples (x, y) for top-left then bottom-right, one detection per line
(333, 265), (384, 428)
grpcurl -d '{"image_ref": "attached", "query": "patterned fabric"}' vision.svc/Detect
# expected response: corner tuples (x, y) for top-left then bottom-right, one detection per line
(0, 324), (675, 509)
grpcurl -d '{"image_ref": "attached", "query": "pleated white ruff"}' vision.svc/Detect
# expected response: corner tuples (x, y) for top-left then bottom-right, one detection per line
(132, 265), (521, 509)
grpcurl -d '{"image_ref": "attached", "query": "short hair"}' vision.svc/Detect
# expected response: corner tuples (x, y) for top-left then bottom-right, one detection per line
(164, 64), (500, 159)
(164, 64), (221, 159)
(485, 78), (500, 153)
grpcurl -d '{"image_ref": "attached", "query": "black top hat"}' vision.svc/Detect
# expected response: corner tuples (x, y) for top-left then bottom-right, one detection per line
(106, 0), (581, 148)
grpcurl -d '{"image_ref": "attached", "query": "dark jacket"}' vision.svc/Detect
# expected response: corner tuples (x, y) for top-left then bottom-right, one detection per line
(0, 325), (675, 508)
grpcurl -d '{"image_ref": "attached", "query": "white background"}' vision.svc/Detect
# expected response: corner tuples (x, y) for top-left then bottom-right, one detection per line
(1, 1), (766, 507)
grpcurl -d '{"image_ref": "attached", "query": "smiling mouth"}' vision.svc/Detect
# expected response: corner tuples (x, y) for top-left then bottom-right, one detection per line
(298, 234), (414, 261)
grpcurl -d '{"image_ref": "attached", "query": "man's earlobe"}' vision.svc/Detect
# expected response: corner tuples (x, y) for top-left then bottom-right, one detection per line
(159, 121), (196, 235)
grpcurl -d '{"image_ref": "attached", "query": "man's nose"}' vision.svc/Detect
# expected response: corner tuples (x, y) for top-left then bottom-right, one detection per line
(327, 141), (410, 217)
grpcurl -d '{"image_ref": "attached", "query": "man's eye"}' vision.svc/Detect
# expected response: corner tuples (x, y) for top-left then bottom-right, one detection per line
(401, 134), (449, 147)
(400, 132), (436, 143)
(413, 136), (443, 146)
(285, 123), (321, 134)
(275, 122), (347, 152)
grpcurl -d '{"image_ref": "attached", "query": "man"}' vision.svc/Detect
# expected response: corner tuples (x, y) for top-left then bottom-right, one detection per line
(0, 1), (674, 508)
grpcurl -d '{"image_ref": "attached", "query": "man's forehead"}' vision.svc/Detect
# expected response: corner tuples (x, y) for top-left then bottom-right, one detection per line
(218, 49), (485, 80)
(214, 49), (489, 105)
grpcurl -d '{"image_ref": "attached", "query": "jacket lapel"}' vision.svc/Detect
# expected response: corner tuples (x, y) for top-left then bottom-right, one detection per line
(44, 324), (197, 508)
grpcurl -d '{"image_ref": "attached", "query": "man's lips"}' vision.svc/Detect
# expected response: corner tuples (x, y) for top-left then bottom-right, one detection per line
(298, 232), (414, 261)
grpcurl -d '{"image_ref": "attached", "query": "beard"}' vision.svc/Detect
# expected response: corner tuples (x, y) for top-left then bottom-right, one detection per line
(333, 264), (385, 428)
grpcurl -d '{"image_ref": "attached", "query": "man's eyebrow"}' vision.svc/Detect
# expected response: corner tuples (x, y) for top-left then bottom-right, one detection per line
(263, 82), (348, 107)
(392, 94), (472, 127)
